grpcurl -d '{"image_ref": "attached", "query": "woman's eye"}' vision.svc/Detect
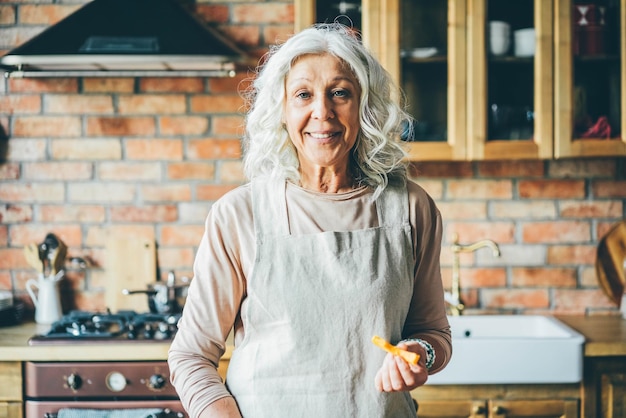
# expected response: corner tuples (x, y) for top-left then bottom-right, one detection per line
(332, 89), (348, 98)
(296, 91), (311, 99)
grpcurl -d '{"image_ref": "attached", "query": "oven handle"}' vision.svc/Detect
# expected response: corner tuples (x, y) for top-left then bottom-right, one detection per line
(44, 409), (185, 418)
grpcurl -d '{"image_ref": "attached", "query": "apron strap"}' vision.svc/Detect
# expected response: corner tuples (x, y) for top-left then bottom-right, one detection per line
(251, 178), (289, 237)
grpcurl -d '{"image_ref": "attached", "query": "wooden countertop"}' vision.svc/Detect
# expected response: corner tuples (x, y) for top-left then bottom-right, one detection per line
(557, 315), (626, 357)
(0, 316), (623, 362)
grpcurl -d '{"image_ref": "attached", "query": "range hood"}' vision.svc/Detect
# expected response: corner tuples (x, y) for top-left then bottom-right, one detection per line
(0, 0), (251, 78)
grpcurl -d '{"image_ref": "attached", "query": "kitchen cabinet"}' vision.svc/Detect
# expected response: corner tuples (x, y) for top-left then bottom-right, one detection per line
(294, 0), (626, 161)
(413, 384), (579, 418)
(0, 362), (23, 418)
(581, 356), (626, 418)
(554, 0), (626, 158)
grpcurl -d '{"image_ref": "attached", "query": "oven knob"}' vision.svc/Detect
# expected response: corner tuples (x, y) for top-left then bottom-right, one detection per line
(149, 373), (166, 390)
(66, 373), (82, 390)
(106, 371), (127, 392)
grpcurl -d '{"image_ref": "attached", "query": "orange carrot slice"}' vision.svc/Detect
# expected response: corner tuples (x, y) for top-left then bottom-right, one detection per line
(371, 335), (420, 365)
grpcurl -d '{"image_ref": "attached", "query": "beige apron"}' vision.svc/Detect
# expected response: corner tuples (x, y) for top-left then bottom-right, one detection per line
(226, 179), (417, 417)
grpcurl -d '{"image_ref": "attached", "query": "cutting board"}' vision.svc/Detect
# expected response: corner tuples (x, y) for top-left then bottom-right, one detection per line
(105, 232), (157, 313)
(596, 220), (626, 306)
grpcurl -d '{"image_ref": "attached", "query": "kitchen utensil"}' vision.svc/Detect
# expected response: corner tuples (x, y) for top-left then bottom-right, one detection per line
(23, 243), (44, 272)
(514, 28), (536, 57)
(123, 271), (190, 314)
(26, 272), (64, 325)
(42, 233), (68, 274)
(488, 21), (511, 56)
(371, 335), (420, 365)
(596, 220), (626, 306)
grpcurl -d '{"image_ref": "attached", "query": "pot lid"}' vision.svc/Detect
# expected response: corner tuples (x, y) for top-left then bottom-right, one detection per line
(0, 0), (251, 77)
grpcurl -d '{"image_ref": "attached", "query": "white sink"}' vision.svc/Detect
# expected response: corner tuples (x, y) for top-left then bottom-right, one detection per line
(428, 315), (585, 385)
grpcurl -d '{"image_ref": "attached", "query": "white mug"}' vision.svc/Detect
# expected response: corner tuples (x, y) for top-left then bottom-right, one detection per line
(514, 28), (536, 57)
(489, 21), (511, 56)
(26, 274), (63, 325)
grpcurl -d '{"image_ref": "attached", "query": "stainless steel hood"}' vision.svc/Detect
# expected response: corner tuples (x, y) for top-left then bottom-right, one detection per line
(0, 0), (251, 78)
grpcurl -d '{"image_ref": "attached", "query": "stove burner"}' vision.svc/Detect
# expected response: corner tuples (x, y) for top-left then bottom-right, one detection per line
(29, 310), (181, 344)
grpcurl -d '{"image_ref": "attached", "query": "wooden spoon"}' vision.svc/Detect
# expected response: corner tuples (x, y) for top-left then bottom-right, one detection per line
(23, 243), (44, 273)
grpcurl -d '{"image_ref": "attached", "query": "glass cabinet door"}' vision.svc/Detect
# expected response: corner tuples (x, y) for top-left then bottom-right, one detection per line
(383, 0), (467, 161)
(295, 1), (363, 32)
(555, 0), (626, 157)
(467, 0), (554, 160)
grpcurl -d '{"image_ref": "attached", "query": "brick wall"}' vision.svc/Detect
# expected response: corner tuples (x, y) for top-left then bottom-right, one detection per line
(1, 1), (625, 317)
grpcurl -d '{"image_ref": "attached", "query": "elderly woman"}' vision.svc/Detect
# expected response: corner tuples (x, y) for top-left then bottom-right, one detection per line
(168, 23), (451, 418)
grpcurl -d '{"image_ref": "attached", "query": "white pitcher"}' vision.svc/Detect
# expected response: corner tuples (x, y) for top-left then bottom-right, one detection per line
(26, 273), (63, 325)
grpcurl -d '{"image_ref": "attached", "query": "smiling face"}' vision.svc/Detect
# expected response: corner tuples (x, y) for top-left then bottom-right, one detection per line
(283, 53), (361, 179)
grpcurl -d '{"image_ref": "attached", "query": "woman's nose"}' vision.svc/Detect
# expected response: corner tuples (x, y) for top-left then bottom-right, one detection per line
(311, 96), (334, 120)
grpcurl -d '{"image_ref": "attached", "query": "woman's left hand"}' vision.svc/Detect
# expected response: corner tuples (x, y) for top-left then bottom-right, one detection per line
(374, 341), (428, 392)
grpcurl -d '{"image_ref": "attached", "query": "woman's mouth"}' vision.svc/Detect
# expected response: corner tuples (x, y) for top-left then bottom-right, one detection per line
(307, 131), (339, 142)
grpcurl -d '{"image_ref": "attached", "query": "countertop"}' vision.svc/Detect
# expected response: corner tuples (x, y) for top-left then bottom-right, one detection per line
(0, 315), (623, 362)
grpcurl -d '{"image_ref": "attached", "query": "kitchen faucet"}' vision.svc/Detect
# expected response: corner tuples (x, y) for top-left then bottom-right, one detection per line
(445, 233), (501, 316)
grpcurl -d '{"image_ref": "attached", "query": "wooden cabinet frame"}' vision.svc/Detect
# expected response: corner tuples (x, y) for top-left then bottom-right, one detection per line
(554, 0), (626, 158)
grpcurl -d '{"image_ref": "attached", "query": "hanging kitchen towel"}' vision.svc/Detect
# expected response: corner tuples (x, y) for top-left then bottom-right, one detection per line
(57, 408), (164, 418)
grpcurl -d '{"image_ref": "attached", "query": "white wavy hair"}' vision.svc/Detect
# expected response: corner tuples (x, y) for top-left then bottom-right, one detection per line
(242, 23), (412, 198)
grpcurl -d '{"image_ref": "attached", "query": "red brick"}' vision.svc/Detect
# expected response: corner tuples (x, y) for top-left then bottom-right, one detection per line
(22, 162), (92, 180)
(68, 183), (136, 203)
(445, 222), (515, 244)
(218, 160), (245, 183)
(45, 95), (114, 114)
(125, 138), (184, 160)
(159, 116), (209, 135)
(156, 247), (196, 269)
(410, 161), (473, 178)
(13, 116), (81, 137)
(1, 26), (43, 48)
(160, 225), (205, 246)
(491, 201), (556, 219)
(86, 117), (156, 136)
(482, 289), (550, 309)
(110, 205), (178, 223)
(8, 224), (82, 247)
(188, 138), (242, 159)
(83, 78), (135, 93)
(39, 205), (106, 223)
(195, 4), (230, 23)
(232, 4), (293, 24)
(546, 245), (596, 265)
(478, 160), (545, 177)
(0, 204), (33, 223)
(447, 179), (513, 199)
(550, 159), (617, 178)
(209, 73), (253, 94)
(0, 183), (65, 203)
(196, 184), (239, 201)
(167, 162), (215, 180)
(592, 180), (626, 198)
(51, 139), (122, 160)
(212, 115), (245, 136)
(118, 95), (187, 114)
(141, 185), (192, 202)
(553, 289), (615, 314)
(18, 4), (81, 25)
(190, 95), (245, 113)
(7, 139), (47, 161)
(99, 162), (161, 181)
(0, 95), (41, 114)
(519, 179), (586, 198)
(436, 201), (487, 220)
(139, 78), (205, 93)
(522, 221), (591, 243)
(511, 267), (577, 287)
(0, 163), (20, 180)
(559, 200), (623, 218)
(0, 248), (27, 269)
(8, 78), (78, 94)
(0, 5), (16, 25)
(219, 25), (261, 48)
(457, 267), (507, 288)
(264, 25), (297, 45)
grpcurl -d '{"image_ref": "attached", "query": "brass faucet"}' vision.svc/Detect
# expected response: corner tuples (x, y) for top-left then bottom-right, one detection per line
(446, 233), (501, 316)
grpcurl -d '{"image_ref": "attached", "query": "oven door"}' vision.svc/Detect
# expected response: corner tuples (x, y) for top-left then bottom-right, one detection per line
(25, 400), (187, 418)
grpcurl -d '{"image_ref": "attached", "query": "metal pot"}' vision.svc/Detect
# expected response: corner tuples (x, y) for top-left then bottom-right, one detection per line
(122, 271), (190, 314)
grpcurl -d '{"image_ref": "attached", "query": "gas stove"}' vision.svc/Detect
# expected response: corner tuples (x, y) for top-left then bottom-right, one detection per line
(28, 310), (181, 345)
